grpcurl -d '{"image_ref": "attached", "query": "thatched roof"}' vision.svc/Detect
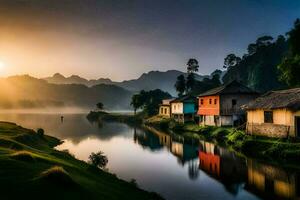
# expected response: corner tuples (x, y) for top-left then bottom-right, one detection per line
(198, 80), (257, 97)
(244, 88), (300, 111)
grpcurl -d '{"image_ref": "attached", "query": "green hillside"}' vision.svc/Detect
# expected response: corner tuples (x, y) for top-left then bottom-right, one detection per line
(0, 122), (162, 200)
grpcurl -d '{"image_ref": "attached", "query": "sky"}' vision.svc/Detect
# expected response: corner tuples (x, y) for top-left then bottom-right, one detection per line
(0, 0), (299, 81)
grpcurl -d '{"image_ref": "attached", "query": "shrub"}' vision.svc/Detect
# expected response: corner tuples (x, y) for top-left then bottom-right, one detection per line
(88, 151), (108, 169)
(227, 130), (246, 143)
(37, 128), (44, 137)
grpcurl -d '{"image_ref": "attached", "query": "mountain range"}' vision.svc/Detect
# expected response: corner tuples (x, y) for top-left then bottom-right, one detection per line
(43, 70), (208, 96)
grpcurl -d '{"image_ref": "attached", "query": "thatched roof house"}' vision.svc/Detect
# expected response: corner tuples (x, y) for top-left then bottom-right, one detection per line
(245, 88), (300, 138)
(245, 88), (300, 111)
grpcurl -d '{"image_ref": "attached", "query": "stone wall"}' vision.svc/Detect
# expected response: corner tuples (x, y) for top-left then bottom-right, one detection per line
(247, 123), (291, 138)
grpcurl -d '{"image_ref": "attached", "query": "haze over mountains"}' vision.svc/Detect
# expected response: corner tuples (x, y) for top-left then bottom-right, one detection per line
(44, 70), (207, 96)
(0, 70), (208, 110)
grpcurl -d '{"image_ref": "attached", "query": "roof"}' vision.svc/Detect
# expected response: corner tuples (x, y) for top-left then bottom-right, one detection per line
(160, 98), (176, 106)
(244, 88), (300, 111)
(170, 95), (196, 103)
(198, 80), (258, 97)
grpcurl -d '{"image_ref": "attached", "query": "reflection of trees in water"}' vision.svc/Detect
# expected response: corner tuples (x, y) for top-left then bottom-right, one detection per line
(188, 159), (199, 180)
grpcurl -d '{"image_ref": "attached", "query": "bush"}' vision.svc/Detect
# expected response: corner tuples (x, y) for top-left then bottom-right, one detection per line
(88, 151), (108, 169)
(227, 130), (246, 143)
(37, 128), (44, 137)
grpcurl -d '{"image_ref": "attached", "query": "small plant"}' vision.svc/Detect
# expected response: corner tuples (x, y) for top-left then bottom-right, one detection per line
(10, 151), (35, 162)
(36, 128), (44, 137)
(40, 166), (75, 186)
(88, 151), (108, 169)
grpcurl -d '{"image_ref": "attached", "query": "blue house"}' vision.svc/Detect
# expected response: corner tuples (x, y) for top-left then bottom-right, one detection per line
(170, 95), (197, 123)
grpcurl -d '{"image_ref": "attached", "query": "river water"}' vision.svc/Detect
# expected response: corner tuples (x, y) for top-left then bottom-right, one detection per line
(0, 113), (299, 200)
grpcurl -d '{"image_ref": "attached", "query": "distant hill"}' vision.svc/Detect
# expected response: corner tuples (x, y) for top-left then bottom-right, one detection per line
(44, 73), (114, 86)
(0, 75), (132, 110)
(43, 70), (207, 96)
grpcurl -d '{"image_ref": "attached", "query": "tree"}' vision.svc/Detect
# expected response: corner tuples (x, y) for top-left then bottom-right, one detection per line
(130, 94), (142, 115)
(88, 151), (108, 169)
(223, 54), (241, 69)
(187, 58), (199, 74)
(186, 73), (195, 93)
(130, 89), (172, 116)
(175, 75), (186, 96)
(96, 102), (104, 110)
(278, 19), (300, 87)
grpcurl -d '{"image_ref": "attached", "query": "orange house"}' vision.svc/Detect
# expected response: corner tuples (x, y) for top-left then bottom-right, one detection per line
(197, 81), (258, 126)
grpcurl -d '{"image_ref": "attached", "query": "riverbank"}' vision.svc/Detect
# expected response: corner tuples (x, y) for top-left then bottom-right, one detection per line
(0, 121), (163, 200)
(145, 115), (300, 165)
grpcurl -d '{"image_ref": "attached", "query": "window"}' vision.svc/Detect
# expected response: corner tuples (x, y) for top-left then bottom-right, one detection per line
(160, 108), (163, 114)
(214, 99), (217, 104)
(200, 99), (204, 105)
(264, 111), (273, 123)
(232, 99), (237, 107)
(209, 99), (212, 104)
(164, 108), (167, 114)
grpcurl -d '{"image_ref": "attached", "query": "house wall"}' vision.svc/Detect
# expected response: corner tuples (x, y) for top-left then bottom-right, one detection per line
(199, 115), (233, 126)
(220, 94), (258, 115)
(246, 109), (300, 138)
(159, 105), (170, 117)
(171, 102), (183, 114)
(183, 102), (196, 114)
(197, 95), (220, 115)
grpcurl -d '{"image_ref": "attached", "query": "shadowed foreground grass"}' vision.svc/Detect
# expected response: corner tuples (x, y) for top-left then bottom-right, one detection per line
(0, 121), (163, 200)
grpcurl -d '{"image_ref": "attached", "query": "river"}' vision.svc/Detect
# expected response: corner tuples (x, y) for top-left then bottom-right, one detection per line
(0, 113), (298, 200)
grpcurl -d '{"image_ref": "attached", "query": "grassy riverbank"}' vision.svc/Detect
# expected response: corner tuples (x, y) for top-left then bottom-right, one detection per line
(145, 115), (300, 164)
(0, 121), (163, 200)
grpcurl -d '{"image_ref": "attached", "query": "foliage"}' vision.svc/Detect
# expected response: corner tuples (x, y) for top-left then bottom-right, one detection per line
(186, 73), (196, 92)
(223, 34), (288, 92)
(278, 19), (300, 87)
(130, 89), (172, 117)
(88, 151), (108, 169)
(174, 74), (186, 96)
(187, 58), (199, 74)
(223, 54), (241, 69)
(37, 128), (44, 137)
(96, 102), (104, 110)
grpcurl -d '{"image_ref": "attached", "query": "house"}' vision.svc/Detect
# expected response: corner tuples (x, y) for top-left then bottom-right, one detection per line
(170, 95), (196, 123)
(158, 98), (174, 118)
(197, 81), (258, 126)
(245, 88), (300, 138)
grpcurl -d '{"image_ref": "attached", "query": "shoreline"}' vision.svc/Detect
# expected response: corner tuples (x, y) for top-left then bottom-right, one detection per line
(88, 111), (300, 170)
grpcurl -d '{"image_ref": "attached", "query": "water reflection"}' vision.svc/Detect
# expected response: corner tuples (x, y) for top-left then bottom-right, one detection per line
(0, 113), (299, 200)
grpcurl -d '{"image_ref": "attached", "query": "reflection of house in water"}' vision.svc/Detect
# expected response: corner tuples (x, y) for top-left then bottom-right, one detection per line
(199, 141), (247, 195)
(137, 126), (199, 179)
(146, 127), (198, 165)
(247, 159), (300, 199)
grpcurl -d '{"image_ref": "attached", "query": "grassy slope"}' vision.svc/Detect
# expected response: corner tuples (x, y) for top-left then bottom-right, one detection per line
(0, 122), (162, 200)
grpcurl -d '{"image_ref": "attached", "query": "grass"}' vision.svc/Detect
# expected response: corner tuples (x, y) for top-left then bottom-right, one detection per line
(0, 121), (163, 200)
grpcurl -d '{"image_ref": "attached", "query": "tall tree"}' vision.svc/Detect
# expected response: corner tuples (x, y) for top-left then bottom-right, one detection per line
(186, 73), (195, 93)
(186, 58), (199, 92)
(175, 75), (186, 96)
(223, 54), (241, 69)
(187, 58), (199, 74)
(278, 19), (300, 87)
(130, 94), (142, 115)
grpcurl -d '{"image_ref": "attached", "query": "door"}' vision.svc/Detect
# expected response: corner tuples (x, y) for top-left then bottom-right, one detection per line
(296, 117), (300, 137)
